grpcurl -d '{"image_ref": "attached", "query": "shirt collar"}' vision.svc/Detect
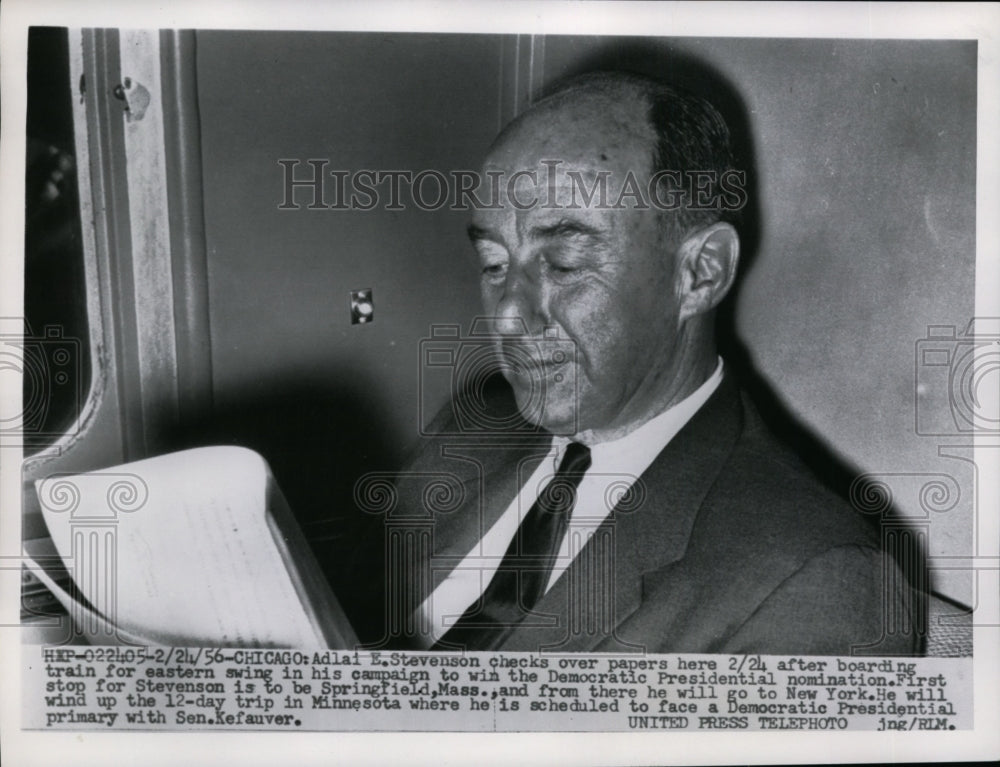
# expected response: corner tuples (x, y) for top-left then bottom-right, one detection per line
(551, 358), (725, 471)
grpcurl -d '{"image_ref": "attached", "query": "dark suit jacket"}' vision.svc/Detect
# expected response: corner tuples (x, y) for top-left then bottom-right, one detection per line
(376, 372), (922, 655)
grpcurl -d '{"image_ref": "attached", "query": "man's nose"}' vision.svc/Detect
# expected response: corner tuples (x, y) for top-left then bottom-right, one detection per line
(494, 263), (545, 336)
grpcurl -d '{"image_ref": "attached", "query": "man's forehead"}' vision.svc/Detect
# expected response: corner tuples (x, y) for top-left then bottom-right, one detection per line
(484, 90), (655, 175)
(470, 199), (614, 232)
(465, 89), (663, 229)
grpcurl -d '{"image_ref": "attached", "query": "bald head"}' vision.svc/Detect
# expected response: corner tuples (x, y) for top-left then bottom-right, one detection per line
(491, 78), (656, 169)
(490, 71), (742, 245)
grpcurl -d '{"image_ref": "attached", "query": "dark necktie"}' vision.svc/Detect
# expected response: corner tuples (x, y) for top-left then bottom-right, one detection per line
(433, 441), (592, 650)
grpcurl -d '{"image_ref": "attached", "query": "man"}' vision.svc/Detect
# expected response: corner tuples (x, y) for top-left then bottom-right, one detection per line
(373, 71), (920, 655)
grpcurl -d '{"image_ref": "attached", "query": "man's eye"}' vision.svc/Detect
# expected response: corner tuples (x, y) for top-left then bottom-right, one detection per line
(544, 260), (581, 280)
(482, 263), (508, 280)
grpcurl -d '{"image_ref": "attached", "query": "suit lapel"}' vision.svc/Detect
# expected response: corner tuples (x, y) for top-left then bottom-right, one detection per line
(501, 374), (745, 652)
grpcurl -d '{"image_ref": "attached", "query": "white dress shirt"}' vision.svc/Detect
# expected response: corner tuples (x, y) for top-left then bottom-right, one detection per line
(416, 359), (725, 646)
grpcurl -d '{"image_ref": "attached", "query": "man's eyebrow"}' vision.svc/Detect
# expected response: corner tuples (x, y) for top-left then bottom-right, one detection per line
(530, 219), (602, 239)
(466, 223), (497, 243)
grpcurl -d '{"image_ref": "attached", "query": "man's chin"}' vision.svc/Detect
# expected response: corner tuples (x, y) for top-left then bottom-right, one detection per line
(509, 387), (580, 436)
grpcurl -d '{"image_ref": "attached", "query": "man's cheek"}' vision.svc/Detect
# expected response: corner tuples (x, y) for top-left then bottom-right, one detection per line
(567, 314), (621, 370)
(480, 284), (502, 314)
(552, 286), (617, 348)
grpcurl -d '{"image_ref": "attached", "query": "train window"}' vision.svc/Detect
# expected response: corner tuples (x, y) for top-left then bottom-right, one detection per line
(20, 27), (91, 454)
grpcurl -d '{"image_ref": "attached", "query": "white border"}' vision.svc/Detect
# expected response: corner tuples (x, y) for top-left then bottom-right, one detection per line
(0, 0), (995, 38)
(2, 2), (998, 765)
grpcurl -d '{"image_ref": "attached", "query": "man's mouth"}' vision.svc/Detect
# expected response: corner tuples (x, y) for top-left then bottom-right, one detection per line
(499, 343), (571, 383)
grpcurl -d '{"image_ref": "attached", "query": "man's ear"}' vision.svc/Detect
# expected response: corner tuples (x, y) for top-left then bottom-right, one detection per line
(675, 222), (740, 322)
